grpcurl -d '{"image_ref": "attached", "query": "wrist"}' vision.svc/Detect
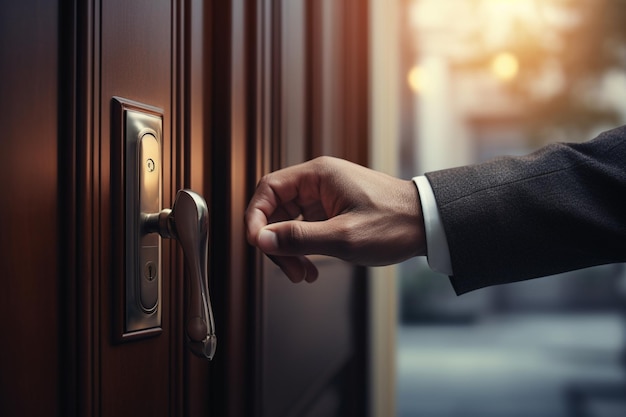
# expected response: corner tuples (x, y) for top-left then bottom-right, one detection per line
(404, 179), (427, 257)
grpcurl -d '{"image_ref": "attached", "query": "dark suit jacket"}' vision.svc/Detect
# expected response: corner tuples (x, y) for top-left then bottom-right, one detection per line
(426, 125), (626, 295)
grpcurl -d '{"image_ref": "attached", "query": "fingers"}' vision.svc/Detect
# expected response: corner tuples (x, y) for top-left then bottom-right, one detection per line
(268, 254), (319, 283)
(257, 217), (348, 259)
(245, 157), (332, 247)
(245, 162), (327, 284)
(244, 156), (354, 283)
(254, 217), (338, 284)
(244, 167), (306, 246)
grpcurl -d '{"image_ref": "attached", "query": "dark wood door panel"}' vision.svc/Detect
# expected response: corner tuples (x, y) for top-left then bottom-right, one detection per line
(262, 259), (355, 417)
(101, 0), (172, 113)
(0, 1), (61, 416)
(253, 1), (369, 415)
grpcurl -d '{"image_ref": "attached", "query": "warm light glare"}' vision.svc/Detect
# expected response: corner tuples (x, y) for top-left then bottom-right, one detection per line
(491, 52), (519, 81)
(408, 65), (426, 93)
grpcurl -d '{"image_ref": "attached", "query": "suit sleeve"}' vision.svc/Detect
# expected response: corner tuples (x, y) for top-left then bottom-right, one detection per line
(425, 125), (626, 295)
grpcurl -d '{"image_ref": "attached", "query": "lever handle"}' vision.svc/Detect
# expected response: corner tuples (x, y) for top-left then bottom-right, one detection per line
(144, 190), (217, 360)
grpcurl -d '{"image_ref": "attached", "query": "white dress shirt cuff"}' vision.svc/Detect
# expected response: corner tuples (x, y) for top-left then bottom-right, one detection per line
(412, 176), (454, 275)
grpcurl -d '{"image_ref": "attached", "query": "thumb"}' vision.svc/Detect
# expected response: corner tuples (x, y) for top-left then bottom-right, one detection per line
(257, 228), (281, 253)
(257, 219), (341, 257)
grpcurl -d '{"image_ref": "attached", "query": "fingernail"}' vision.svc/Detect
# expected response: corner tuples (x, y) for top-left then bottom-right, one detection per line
(305, 268), (318, 283)
(258, 229), (279, 253)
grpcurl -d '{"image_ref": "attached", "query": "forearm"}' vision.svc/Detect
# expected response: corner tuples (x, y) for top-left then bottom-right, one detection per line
(426, 126), (626, 294)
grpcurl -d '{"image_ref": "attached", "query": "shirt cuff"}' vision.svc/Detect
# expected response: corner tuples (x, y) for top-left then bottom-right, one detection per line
(412, 176), (454, 275)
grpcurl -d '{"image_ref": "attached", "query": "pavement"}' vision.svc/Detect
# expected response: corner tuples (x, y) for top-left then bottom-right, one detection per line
(396, 313), (626, 417)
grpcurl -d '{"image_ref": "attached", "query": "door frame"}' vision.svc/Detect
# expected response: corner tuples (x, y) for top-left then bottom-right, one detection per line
(368, 0), (402, 416)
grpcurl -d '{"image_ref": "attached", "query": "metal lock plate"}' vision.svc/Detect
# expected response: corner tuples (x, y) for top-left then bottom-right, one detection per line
(113, 97), (163, 340)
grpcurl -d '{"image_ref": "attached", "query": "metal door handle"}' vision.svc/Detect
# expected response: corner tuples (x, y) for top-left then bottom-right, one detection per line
(112, 98), (215, 359)
(144, 190), (217, 360)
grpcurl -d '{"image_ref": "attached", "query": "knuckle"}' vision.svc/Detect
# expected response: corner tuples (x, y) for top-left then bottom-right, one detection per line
(257, 173), (273, 189)
(310, 155), (334, 172)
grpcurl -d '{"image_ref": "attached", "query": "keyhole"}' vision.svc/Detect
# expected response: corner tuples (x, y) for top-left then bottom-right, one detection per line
(144, 261), (157, 281)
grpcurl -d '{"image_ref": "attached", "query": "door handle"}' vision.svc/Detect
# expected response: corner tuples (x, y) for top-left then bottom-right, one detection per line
(144, 190), (217, 360)
(112, 97), (216, 360)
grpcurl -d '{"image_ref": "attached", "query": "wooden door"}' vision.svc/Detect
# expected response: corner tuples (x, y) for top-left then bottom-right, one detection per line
(1, 0), (212, 415)
(0, 1), (368, 416)
(69, 0), (212, 416)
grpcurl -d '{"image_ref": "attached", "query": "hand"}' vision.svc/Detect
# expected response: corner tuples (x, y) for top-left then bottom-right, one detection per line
(245, 156), (426, 282)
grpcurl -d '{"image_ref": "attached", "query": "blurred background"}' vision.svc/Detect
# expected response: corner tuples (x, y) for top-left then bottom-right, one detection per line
(392, 1), (626, 416)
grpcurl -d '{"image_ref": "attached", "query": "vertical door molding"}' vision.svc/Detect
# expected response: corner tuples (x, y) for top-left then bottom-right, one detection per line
(342, 0), (370, 165)
(208, 0), (259, 416)
(74, 0), (102, 415)
(181, 0), (213, 415)
(368, 0), (401, 416)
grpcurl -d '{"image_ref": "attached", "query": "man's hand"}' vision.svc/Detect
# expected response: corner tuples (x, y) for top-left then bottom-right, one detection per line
(245, 156), (426, 282)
